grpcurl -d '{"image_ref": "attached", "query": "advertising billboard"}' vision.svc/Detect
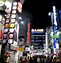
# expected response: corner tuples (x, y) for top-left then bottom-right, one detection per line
(31, 29), (45, 43)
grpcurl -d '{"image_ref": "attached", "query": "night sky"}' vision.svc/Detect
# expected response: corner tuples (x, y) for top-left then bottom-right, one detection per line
(22, 0), (61, 29)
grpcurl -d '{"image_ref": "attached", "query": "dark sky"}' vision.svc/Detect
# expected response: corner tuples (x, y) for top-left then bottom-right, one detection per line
(22, 0), (61, 29)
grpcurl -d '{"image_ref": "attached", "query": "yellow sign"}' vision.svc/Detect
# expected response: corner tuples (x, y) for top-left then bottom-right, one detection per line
(10, 23), (15, 28)
(5, 23), (9, 28)
(16, 47), (24, 52)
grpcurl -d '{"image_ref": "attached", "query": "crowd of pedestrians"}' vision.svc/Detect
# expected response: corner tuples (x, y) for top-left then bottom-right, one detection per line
(1, 51), (61, 63)
(19, 55), (61, 63)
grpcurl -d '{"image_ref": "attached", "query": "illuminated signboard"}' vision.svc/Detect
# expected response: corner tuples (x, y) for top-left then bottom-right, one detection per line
(9, 28), (15, 33)
(13, 2), (17, 6)
(31, 29), (45, 35)
(8, 39), (13, 44)
(31, 29), (44, 32)
(11, 19), (15, 23)
(17, 2), (22, 13)
(4, 23), (9, 28)
(3, 34), (7, 39)
(9, 34), (14, 39)
(0, 30), (3, 40)
(27, 22), (31, 45)
(31, 29), (45, 43)
(12, 10), (16, 13)
(4, 28), (9, 33)
(10, 23), (15, 28)
(11, 14), (16, 18)
(16, 47), (24, 52)
(31, 36), (45, 43)
(0, 0), (4, 6)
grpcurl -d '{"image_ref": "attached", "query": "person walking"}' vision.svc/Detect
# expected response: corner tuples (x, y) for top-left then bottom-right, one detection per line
(37, 57), (40, 63)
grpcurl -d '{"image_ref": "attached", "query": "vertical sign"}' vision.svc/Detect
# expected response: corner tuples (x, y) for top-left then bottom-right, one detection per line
(17, 2), (22, 13)
(53, 6), (59, 54)
(27, 21), (31, 45)
(8, 2), (17, 44)
(0, 30), (3, 40)
(53, 6), (57, 54)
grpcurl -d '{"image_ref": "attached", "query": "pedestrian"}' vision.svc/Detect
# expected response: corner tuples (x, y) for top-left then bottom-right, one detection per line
(19, 57), (23, 63)
(52, 57), (57, 63)
(28, 57), (34, 63)
(37, 56), (40, 63)
(34, 56), (37, 63)
(41, 58), (44, 63)
(23, 57), (28, 63)
(6, 55), (11, 63)
(45, 56), (50, 63)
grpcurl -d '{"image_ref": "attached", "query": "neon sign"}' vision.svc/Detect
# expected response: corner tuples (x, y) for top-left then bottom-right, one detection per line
(31, 29), (44, 32)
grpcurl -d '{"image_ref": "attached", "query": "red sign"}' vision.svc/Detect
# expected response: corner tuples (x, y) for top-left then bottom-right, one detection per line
(0, 30), (3, 40)
(27, 22), (31, 45)
(28, 22), (30, 32)
(27, 32), (31, 45)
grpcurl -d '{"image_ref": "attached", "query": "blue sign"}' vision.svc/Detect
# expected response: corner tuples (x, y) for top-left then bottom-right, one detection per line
(54, 38), (56, 48)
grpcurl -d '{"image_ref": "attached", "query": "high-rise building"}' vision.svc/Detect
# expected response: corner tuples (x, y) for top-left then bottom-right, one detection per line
(18, 18), (31, 46)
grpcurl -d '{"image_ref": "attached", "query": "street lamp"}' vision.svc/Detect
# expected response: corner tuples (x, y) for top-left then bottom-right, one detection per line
(20, 21), (24, 24)
(19, 17), (22, 20)
(48, 12), (51, 16)
(48, 12), (53, 25)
